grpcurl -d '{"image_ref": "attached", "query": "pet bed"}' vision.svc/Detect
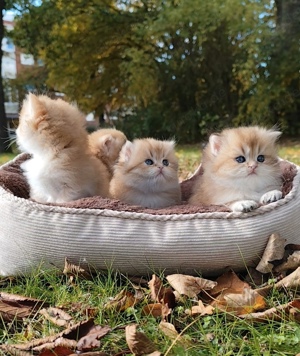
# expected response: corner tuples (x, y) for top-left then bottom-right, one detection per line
(0, 153), (299, 277)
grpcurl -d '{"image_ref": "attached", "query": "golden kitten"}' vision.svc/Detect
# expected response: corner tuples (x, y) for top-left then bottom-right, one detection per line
(109, 138), (181, 208)
(16, 93), (110, 203)
(189, 126), (283, 212)
(88, 128), (127, 178)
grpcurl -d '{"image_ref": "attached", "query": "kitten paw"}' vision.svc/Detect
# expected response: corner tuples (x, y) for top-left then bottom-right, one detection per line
(260, 190), (282, 205)
(229, 200), (258, 213)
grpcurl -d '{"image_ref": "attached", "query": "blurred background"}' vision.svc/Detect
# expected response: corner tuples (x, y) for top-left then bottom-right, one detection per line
(0, 0), (299, 152)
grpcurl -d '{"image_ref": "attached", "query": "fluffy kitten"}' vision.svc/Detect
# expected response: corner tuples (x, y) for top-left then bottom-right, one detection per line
(88, 128), (127, 178)
(189, 126), (283, 212)
(109, 138), (181, 208)
(17, 93), (110, 203)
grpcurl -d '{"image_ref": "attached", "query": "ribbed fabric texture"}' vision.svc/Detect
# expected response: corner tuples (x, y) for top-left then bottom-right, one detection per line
(0, 160), (299, 277)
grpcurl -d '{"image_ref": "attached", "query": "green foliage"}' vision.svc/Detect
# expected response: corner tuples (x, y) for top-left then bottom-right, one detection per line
(10, 0), (300, 142)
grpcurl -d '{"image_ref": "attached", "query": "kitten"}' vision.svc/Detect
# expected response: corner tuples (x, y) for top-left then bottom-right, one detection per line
(88, 128), (127, 178)
(109, 138), (181, 208)
(16, 93), (110, 203)
(189, 126), (283, 212)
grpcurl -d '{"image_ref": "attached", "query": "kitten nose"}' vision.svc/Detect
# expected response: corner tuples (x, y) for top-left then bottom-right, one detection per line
(248, 161), (258, 170)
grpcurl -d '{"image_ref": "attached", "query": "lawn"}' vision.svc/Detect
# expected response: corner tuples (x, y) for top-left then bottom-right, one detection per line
(1, 141), (300, 355)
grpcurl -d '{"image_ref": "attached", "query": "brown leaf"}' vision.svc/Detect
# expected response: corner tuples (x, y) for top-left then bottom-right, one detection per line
(0, 345), (32, 356)
(104, 289), (138, 312)
(212, 287), (266, 315)
(0, 292), (48, 322)
(63, 257), (91, 279)
(166, 274), (217, 298)
(209, 271), (249, 297)
(158, 322), (191, 349)
(0, 319), (95, 352)
(185, 300), (215, 317)
(158, 321), (178, 339)
(69, 353), (108, 356)
(256, 233), (286, 273)
(125, 324), (158, 356)
(274, 266), (300, 290)
(148, 275), (176, 308)
(148, 275), (164, 302)
(274, 251), (300, 273)
(77, 325), (111, 352)
(39, 347), (74, 356)
(240, 299), (300, 322)
(142, 303), (171, 319)
(69, 353), (109, 356)
(31, 338), (77, 353)
(40, 307), (74, 327)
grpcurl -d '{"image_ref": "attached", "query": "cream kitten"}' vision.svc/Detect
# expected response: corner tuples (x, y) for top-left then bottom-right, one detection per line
(16, 93), (110, 203)
(109, 138), (181, 208)
(88, 128), (127, 178)
(189, 126), (283, 212)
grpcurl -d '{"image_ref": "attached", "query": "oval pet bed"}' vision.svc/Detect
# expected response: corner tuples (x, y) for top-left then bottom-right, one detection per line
(0, 153), (299, 277)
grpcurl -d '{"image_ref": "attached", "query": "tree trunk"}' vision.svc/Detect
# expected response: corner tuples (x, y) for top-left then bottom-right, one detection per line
(0, 0), (11, 153)
(275, 0), (300, 35)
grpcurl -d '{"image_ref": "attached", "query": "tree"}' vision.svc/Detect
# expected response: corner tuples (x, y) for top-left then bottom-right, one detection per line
(10, 0), (300, 142)
(0, 0), (11, 153)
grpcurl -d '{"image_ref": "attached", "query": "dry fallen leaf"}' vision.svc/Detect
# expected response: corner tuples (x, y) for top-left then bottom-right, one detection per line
(274, 266), (300, 290)
(166, 274), (217, 298)
(125, 324), (158, 356)
(40, 307), (74, 327)
(77, 325), (111, 351)
(148, 275), (176, 308)
(0, 292), (48, 322)
(256, 233), (286, 273)
(63, 257), (91, 280)
(148, 275), (164, 302)
(104, 289), (138, 312)
(158, 321), (191, 347)
(0, 318), (96, 354)
(274, 251), (300, 273)
(142, 303), (172, 319)
(185, 300), (215, 317)
(240, 299), (300, 322)
(212, 287), (266, 315)
(209, 271), (249, 297)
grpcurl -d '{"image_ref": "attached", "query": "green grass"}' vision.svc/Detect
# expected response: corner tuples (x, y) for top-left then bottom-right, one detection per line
(1, 269), (300, 355)
(1, 142), (300, 354)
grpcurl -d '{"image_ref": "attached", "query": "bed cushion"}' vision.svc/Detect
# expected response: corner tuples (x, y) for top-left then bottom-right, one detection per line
(0, 153), (299, 277)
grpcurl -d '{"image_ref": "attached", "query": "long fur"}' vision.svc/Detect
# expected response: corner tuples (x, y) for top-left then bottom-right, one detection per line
(17, 93), (110, 203)
(109, 138), (181, 208)
(88, 128), (127, 178)
(189, 126), (283, 212)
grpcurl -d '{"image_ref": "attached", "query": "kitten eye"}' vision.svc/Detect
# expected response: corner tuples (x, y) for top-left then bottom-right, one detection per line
(257, 155), (265, 163)
(145, 159), (154, 165)
(162, 159), (169, 166)
(235, 156), (246, 163)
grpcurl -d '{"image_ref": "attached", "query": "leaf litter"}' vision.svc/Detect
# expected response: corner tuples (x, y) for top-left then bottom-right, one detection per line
(1, 232), (300, 355)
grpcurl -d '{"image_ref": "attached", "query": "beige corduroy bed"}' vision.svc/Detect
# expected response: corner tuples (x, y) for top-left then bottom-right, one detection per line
(0, 153), (299, 277)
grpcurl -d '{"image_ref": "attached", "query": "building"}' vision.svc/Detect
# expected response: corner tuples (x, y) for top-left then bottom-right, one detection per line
(2, 11), (36, 138)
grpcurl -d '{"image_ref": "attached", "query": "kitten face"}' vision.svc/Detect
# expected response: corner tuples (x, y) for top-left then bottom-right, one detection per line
(120, 138), (179, 186)
(110, 138), (181, 208)
(207, 126), (281, 187)
(189, 126), (283, 211)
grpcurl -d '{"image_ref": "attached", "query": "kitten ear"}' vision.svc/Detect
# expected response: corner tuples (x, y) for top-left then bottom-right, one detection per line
(98, 134), (114, 156)
(118, 140), (133, 162)
(165, 139), (175, 150)
(23, 93), (46, 119)
(208, 134), (222, 156)
(268, 129), (282, 142)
